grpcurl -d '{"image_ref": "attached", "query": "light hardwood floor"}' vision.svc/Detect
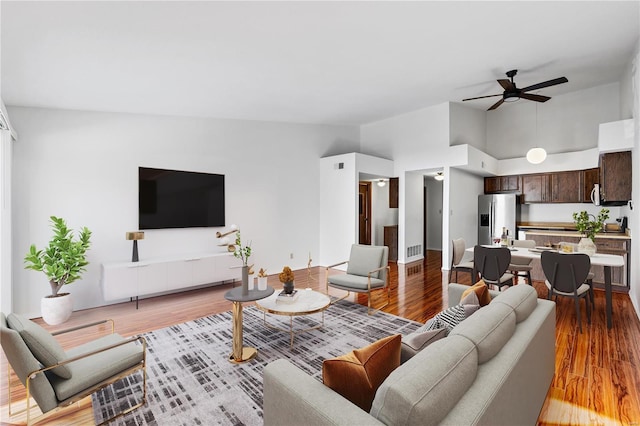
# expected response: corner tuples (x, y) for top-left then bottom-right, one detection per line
(2, 250), (640, 425)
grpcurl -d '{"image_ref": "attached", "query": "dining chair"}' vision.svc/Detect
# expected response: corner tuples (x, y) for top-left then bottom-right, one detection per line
(473, 246), (514, 291)
(449, 238), (474, 283)
(508, 239), (536, 285)
(541, 251), (592, 333)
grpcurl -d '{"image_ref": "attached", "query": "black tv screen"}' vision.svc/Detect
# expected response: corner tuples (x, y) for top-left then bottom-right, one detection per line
(138, 167), (225, 230)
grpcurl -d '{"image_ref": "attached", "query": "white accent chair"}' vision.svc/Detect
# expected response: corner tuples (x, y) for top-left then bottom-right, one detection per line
(326, 244), (390, 315)
(0, 313), (146, 425)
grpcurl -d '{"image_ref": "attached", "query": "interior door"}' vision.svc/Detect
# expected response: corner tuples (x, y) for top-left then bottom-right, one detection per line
(358, 182), (371, 245)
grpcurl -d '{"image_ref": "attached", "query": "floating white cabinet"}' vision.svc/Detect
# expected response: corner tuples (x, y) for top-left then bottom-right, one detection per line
(101, 252), (240, 302)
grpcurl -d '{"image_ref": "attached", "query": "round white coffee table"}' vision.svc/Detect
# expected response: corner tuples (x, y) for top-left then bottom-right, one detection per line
(255, 288), (331, 347)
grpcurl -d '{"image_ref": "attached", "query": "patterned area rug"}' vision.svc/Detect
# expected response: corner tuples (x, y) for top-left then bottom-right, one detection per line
(91, 299), (420, 425)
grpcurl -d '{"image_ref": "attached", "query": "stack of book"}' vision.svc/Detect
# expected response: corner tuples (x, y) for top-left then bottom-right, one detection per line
(277, 289), (299, 303)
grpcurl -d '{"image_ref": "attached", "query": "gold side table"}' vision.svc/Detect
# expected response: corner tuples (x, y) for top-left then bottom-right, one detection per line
(224, 286), (274, 364)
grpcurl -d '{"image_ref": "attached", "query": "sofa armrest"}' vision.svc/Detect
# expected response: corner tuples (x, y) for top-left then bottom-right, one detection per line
(263, 359), (384, 426)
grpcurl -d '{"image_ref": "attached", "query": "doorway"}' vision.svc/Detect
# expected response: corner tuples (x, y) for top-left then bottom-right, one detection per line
(358, 182), (372, 245)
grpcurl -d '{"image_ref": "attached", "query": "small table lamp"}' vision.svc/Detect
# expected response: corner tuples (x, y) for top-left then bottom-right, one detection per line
(126, 231), (145, 262)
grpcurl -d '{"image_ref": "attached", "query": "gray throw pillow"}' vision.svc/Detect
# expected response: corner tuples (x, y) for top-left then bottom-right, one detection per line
(402, 327), (446, 351)
(6, 313), (72, 379)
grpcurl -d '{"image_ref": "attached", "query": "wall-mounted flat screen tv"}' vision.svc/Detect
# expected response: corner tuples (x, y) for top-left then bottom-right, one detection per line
(139, 167), (225, 230)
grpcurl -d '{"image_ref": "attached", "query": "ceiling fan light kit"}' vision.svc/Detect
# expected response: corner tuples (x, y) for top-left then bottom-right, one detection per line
(462, 69), (568, 111)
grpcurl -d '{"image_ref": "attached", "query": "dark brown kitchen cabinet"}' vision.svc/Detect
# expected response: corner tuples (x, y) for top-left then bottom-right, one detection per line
(384, 225), (398, 262)
(389, 177), (399, 208)
(521, 174), (549, 203)
(484, 175), (520, 194)
(600, 151), (632, 204)
(550, 171), (581, 203)
(582, 168), (600, 203)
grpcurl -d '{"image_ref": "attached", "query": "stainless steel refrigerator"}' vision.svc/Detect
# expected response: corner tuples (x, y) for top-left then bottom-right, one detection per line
(478, 194), (520, 245)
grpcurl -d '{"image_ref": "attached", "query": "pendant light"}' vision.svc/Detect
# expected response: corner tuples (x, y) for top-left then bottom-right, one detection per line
(526, 102), (547, 164)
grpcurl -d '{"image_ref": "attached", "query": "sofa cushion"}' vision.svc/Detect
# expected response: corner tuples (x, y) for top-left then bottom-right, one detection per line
(449, 302), (516, 364)
(346, 245), (384, 279)
(6, 313), (72, 379)
(492, 283), (538, 323)
(49, 333), (144, 401)
(322, 334), (401, 411)
(371, 334), (478, 425)
(460, 280), (492, 306)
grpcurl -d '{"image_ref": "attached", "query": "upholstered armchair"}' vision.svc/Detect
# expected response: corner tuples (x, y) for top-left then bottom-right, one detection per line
(0, 313), (146, 425)
(325, 244), (390, 315)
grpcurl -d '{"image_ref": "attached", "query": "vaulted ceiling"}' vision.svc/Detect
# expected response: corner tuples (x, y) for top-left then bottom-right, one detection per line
(1, 1), (638, 125)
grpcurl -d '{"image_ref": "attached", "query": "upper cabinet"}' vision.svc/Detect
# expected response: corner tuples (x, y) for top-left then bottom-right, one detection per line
(550, 171), (581, 203)
(484, 175), (520, 194)
(484, 151), (632, 205)
(582, 168), (600, 203)
(599, 151), (632, 205)
(389, 177), (399, 208)
(521, 174), (549, 203)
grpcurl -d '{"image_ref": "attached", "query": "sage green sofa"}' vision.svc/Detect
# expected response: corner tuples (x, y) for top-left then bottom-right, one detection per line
(263, 283), (556, 425)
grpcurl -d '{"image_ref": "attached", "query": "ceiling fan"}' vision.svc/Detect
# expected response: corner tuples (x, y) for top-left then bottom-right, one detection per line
(462, 69), (568, 111)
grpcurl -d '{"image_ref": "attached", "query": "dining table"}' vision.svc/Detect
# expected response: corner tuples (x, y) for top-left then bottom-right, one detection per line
(466, 245), (625, 329)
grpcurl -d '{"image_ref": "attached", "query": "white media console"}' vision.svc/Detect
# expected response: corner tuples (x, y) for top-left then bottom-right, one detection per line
(101, 252), (242, 304)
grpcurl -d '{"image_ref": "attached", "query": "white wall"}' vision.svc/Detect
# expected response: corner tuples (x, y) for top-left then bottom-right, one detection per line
(371, 183), (398, 247)
(1, 130), (12, 313)
(318, 153), (394, 267)
(11, 106), (359, 317)
(424, 176), (443, 250)
(486, 83), (620, 159)
(403, 171), (424, 263)
(446, 167), (484, 266)
(449, 103), (487, 152)
(628, 39), (640, 319)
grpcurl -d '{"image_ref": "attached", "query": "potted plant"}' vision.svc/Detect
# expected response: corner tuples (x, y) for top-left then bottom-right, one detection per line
(279, 266), (295, 294)
(233, 229), (252, 295)
(24, 216), (92, 325)
(572, 208), (609, 255)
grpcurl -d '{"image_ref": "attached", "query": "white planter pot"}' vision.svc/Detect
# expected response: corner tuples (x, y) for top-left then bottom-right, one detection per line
(41, 293), (73, 325)
(257, 276), (268, 291)
(578, 237), (597, 256)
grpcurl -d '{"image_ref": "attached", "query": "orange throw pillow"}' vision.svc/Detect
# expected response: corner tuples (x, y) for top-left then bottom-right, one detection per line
(461, 280), (491, 306)
(322, 334), (401, 411)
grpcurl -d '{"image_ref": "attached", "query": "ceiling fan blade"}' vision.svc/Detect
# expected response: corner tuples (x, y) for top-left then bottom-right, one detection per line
(520, 93), (551, 102)
(487, 98), (504, 111)
(520, 77), (568, 92)
(462, 93), (502, 101)
(498, 79), (515, 91)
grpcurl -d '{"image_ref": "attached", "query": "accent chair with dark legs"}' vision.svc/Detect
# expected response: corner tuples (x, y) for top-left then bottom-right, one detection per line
(473, 245), (514, 291)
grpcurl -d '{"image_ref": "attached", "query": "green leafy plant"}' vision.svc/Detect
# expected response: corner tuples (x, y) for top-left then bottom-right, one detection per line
(572, 208), (610, 242)
(24, 216), (92, 297)
(233, 229), (252, 266)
